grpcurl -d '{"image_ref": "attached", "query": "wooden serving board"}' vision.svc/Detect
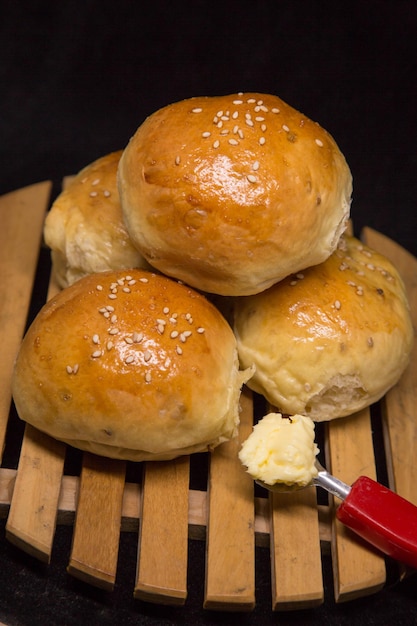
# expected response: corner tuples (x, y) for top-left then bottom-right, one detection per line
(0, 182), (416, 611)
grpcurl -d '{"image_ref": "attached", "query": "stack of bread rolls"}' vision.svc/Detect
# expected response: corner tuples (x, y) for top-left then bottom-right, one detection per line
(11, 93), (413, 461)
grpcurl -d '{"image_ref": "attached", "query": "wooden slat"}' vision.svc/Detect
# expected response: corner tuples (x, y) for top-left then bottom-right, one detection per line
(5, 424), (66, 562)
(204, 387), (255, 611)
(269, 485), (323, 610)
(0, 181), (52, 459)
(361, 227), (417, 506)
(327, 409), (386, 602)
(5, 260), (66, 562)
(67, 453), (126, 590)
(134, 456), (190, 605)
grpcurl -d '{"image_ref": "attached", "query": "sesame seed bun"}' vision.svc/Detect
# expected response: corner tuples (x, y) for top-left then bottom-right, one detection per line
(12, 269), (252, 461)
(43, 151), (150, 288)
(118, 93), (352, 296)
(233, 235), (414, 421)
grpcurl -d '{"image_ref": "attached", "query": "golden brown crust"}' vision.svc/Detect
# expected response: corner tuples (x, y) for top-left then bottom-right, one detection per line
(233, 235), (414, 421)
(44, 151), (150, 288)
(118, 93), (352, 295)
(12, 269), (251, 460)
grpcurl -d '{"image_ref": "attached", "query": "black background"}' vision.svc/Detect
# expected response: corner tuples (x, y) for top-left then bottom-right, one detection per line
(1, 1), (417, 624)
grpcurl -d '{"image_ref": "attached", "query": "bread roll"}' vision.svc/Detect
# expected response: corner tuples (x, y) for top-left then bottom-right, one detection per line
(12, 269), (252, 461)
(233, 235), (413, 421)
(44, 151), (150, 288)
(118, 92), (352, 296)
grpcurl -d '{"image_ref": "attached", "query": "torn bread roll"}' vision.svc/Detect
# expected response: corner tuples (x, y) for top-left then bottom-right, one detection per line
(12, 269), (252, 461)
(233, 235), (413, 421)
(118, 92), (352, 296)
(44, 151), (150, 288)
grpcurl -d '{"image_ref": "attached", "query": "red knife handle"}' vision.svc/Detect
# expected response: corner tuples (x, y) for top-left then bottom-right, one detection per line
(336, 475), (417, 569)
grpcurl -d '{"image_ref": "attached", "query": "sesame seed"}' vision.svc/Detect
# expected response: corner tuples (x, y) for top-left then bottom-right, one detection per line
(334, 300), (341, 310)
(99, 307), (107, 313)
(125, 355), (135, 364)
(125, 337), (134, 344)
(176, 345), (183, 355)
(247, 174), (257, 183)
(233, 99), (243, 104)
(89, 191), (98, 197)
(175, 156), (181, 165)
(315, 139), (324, 147)
(163, 307), (170, 314)
(192, 107), (203, 113)
(252, 161), (260, 171)
(157, 324), (165, 334)
(259, 137), (266, 145)
(117, 278), (125, 286)
(238, 129), (244, 139)
(92, 350), (102, 358)
(133, 332), (143, 343)
(282, 124), (290, 132)
(164, 357), (171, 368)
(202, 131), (211, 138)
(123, 287), (131, 293)
(145, 371), (152, 382)
(103, 190), (111, 197)
(106, 341), (114, 350)
(290, 280), (297, 286)
(128, 279), (136, 285)
(73, 364), (79, 374)
(197, 327), (205, 334)
(232, 111), (239, 119)
(108, 328), (119, 335)
(108, 294), (117, 300)
(368, 337), (374, 347)
(228, 138), (239, 145)
(304, 383), (311, 392)
(106, 305), (115, 312)
(216, 110), (223, 117)
(169, 316), (177, 324)
(111, 314), (117, 324)
(92, 334), (100, 344)
(170, 330), (179, 338)
(139, 278), (149, 283)
(103, 311), (110, 318)
(233, 124), (239, 134)
(213, 140), (220, 149)
(255, 116), (265, 122)
(296, 273), (305, 279)
(96, 285), (103, 291)
(247, 98), (256, 103)
(245, 119), (254, 127)
(144, 350), (151, 362)
(66, 365), (73, 374)
(157, 318), (167, 326)
(271, 107), (280, 113)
